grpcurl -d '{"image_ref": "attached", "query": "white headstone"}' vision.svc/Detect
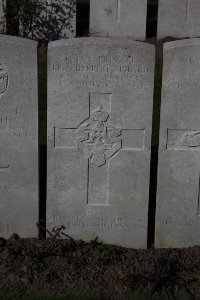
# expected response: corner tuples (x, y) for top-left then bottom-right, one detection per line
(0, 35), (38, 238)
(90, 0), (147, 40)
(155, 39), (200, 248)
(47, 38), (155, 248)
(157, 0), (200, 39)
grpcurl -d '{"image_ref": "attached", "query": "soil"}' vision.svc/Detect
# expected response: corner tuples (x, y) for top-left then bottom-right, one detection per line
(0, 233), (200, 299)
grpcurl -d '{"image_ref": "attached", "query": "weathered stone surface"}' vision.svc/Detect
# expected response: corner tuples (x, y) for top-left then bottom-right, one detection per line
(0, 0), (6, 33)
(20, 0), (76, 40)
(155, 39), (200, 248)
(157, 0), (200, 39)
(90, 0), (147, 40)
(0, 35), (38, 238)
(47, 38), (155, 248)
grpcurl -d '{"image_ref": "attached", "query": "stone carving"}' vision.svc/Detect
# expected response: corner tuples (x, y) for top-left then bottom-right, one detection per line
(185, 0), (190, 23)
(181, 131), (200, 147)
(0, 64), (8, 95)
(157, 0), (200, 39)
(77, 106), (122, 167)
(90, 0), (147, 40)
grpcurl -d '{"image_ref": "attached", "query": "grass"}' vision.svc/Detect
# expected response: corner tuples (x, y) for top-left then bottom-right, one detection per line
(0, 295), (98, 300)
(97, 244), (121, 265)
(0, 295), (155, 300)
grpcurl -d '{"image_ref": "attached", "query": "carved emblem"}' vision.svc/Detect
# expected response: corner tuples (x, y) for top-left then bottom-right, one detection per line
(77, 106), (122, 167)
(0, 64), (8, 96)
(181, 130), (200, 147)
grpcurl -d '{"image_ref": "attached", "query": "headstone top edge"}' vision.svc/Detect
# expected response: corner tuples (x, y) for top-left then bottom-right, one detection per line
(48, 37), (155, 51)
(164, 38), (200, 50)
(0, 34), (38, 47)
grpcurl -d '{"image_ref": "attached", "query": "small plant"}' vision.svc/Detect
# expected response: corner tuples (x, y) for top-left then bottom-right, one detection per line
(97, 245), (121, 265)
(149, 250), (194, 298)
(89, 28), (101, 37)
(4, 0), (76, 41)
(119, 250), (194, 299)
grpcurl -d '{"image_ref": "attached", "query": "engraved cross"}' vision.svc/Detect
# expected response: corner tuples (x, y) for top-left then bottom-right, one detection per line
(117, 0), (121, 22)
(185, 0), (190, 23)
(55, 93), (145, 206)
(0, 164), (9, 171)
(167, 129), (200, 216)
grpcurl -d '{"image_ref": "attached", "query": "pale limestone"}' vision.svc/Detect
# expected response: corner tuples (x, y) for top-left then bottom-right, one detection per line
(90, 0), (147, 40)
(0, 35), (38, 238)
(157, 0), (200, 39)
(155, 39), (200, 248)
(47, 38), (155, 248)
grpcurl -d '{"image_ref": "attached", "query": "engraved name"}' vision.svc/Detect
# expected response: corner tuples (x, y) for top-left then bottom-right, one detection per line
(179, 56), (200, 64)
(51, 54), (152, 89)
(0, 107), (31, 138)
(65, 55), (137, 64)
(52, 63), (149, 75)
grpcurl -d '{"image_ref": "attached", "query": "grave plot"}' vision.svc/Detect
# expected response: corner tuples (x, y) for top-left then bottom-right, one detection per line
(156, 39), (200, 248)
(90, 0), (147, 40)
(0, 35), (38, 238)
(157, 0), (200, 39)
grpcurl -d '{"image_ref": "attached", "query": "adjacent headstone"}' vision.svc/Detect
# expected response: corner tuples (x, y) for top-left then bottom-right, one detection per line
(0, 35), (38, 238)
(155, 39), (200, 248)
(90, 0), (147, 40)
(0, 0), (6, 34)
(20, 0), (76, 40)
(47, 38), (155, 248)
(157, 0), (200, 39)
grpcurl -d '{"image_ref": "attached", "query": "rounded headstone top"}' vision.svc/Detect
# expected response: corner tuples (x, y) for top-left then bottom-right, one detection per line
(0, 34), (37, 48)
(48, 37), (154, 51)
(164, 38), (200, 50)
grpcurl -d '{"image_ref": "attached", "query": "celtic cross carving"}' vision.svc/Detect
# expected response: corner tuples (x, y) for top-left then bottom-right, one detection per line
(77, 106), (122, 167)
(181, 130), (200, 147)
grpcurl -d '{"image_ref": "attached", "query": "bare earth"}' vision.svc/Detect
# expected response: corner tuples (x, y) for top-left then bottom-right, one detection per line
(0, 234), (200, 299)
